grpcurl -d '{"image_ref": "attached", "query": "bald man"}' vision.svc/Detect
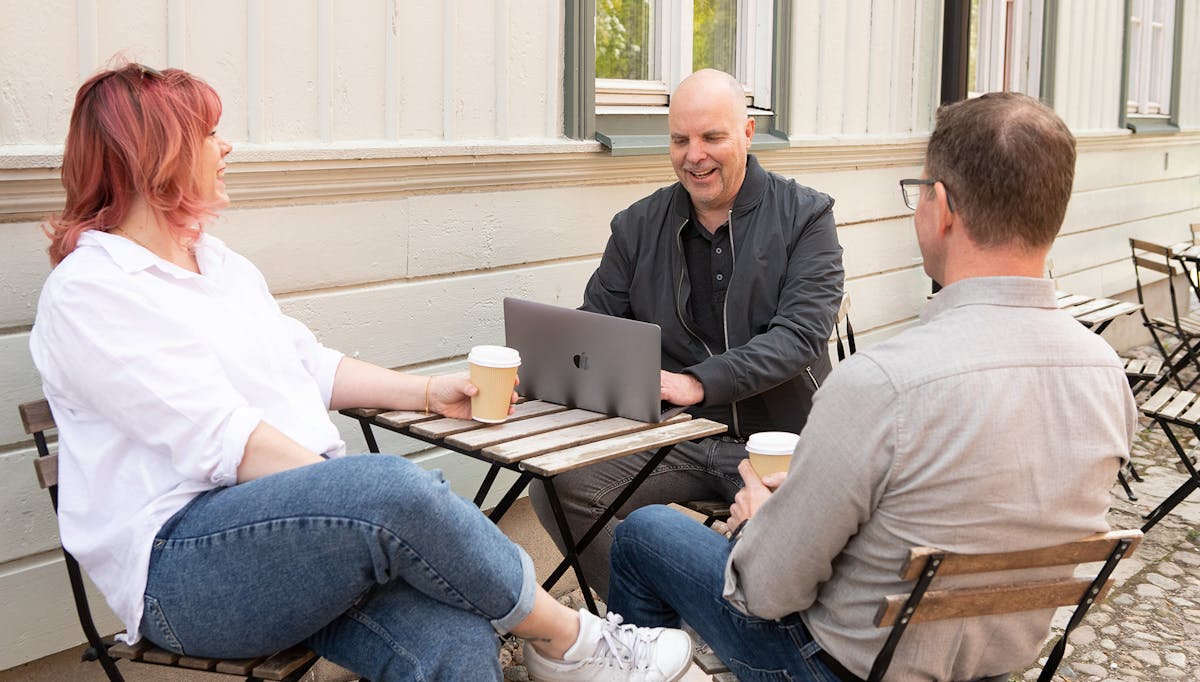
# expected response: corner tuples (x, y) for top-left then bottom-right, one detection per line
(530, 69), (844, 598)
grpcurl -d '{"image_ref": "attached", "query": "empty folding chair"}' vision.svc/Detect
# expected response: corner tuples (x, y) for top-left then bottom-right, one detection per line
(1129, 238), (1200, 391)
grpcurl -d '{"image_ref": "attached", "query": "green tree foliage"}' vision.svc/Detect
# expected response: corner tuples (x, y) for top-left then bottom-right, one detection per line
(596, 0), (651, 80)
(693, 0), (737, 74)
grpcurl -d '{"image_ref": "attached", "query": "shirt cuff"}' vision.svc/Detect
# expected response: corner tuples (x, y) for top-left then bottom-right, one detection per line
(312, 347), (345, 408)
(214, 406), (264, 486)
(721, 554), (753, 615)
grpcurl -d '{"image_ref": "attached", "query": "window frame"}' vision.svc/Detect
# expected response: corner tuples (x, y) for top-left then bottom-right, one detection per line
(1121, 0), (1183, 133)
(942, 0), (1055, 105)
(566, 0), (791, 155)
(968, 0), (1045, 97)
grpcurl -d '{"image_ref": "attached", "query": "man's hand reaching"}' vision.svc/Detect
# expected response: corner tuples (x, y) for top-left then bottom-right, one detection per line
(660, 370), (705, 406)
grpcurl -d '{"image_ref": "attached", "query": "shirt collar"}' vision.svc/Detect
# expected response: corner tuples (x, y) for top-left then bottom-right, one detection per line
(81, 230), (226, 279)
(920, 276), (1058, 324)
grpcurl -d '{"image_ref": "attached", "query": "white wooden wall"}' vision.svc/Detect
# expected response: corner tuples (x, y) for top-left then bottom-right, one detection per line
(788, 0), (942, 136)
(0, 0), (563, 146)
(1051, 0), (1127, 131)
(1, 0), (1199, 670)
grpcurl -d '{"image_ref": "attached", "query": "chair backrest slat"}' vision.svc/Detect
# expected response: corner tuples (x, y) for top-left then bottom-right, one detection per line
(34, 455), (59, 489)
(874, 577), (1113, 627)
(1132, 254), (1177, 276)
(871, 528), (1141, 680)
(1130, 238), (1172, 256)
(898, 530), (1142, 580)
(19, 399), (55, 435)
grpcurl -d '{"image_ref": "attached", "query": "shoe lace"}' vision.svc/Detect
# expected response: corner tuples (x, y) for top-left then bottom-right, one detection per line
(589, 613), (660, 671)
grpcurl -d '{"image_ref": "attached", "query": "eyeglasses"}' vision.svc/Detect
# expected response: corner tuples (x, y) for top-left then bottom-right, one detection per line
(899, 178), (955, 212)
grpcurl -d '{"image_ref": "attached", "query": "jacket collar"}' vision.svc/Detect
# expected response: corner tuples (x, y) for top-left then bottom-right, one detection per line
(670, 154), (768, 221)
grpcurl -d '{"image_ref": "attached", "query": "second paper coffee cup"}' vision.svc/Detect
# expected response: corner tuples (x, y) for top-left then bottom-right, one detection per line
(746, 431), (800, 477)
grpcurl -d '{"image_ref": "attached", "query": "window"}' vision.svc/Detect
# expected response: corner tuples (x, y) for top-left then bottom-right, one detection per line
(594, 0), (772, 109)
(967, 0), (1044, 97)
(566, 0), (790, 154)
(1126, 0), (1176, 117)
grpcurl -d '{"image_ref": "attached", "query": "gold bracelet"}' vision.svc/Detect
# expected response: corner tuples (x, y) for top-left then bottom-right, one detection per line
(424, 376), (433, 415)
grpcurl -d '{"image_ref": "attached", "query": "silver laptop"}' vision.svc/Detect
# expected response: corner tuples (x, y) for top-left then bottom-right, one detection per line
(503, 297), (686, 423)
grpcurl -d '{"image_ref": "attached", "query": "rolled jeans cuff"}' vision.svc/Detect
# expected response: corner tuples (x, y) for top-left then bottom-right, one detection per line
(491, 547), (537, 634)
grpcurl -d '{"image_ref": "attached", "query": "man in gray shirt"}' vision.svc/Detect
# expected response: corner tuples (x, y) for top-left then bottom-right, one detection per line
(606, 92), (1137, 681)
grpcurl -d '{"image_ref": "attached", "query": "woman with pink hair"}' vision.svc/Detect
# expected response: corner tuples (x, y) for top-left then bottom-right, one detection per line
(29, 63), (691, 682)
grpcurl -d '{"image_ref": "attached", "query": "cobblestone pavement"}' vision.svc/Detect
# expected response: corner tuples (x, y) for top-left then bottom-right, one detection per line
(502, 359), (1200, 681)
(1012, 366), (1200, 681)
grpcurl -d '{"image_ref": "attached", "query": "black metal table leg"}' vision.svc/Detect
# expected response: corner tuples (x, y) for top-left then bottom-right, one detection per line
(358, 419), (380, 453)
(487, 472), (534, 523)
(540, 442), (679, 607)
(473, 464), (502, 507)
(542, 477), (598, 614)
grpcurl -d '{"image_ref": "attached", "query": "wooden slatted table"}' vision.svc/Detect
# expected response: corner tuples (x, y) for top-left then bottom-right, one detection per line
(1054, 290), (1143, 334)
(339, 402), (726, 613)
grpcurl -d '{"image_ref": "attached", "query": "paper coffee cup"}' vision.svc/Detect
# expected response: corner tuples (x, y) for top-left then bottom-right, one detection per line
(746, 431), (800, 478)
(468, 345), (521, 423)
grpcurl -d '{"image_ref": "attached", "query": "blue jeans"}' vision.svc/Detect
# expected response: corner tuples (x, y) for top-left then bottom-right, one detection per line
(138, 454), (536, 682)
(608, 505), (840, 682)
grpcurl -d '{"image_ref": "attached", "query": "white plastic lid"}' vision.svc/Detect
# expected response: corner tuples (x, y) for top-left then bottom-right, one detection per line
(468, 345), (521, 368)
(745, 431), (800, 456)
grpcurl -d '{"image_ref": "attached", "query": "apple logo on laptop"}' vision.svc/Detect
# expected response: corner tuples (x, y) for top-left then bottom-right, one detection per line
(573, 353), (589, 370)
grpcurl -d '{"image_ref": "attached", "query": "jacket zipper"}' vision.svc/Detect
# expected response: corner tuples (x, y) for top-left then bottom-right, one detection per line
(676, 211), (745, 437)
(721, 209), (741, 436)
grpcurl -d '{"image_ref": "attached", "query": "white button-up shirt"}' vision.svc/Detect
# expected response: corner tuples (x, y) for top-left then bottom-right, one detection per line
(29, 230), (345, 643)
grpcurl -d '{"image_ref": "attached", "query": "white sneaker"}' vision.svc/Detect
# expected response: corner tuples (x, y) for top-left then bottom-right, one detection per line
(524, 609), (693, 682)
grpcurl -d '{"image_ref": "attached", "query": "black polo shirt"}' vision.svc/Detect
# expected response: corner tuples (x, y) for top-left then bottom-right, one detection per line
(681, 216), (733, 354)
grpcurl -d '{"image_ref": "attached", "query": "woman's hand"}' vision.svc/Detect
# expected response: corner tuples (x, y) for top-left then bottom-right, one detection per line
(428, 373), (519, 420)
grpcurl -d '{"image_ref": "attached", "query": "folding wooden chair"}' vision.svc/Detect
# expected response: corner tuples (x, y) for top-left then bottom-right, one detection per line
(696, 529), (1142, 680)
(1168, 222), (1200, 302)
(20, 400), (320, 682)
(1121, 355), (1165, 396)
(1133, 386), (1200, 532)
(1129, 238), (1200, 391)
(866, 529), (1142, 682)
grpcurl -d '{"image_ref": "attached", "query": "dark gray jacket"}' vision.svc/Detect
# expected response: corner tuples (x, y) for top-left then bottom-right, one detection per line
(582, 155), (844, 437)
